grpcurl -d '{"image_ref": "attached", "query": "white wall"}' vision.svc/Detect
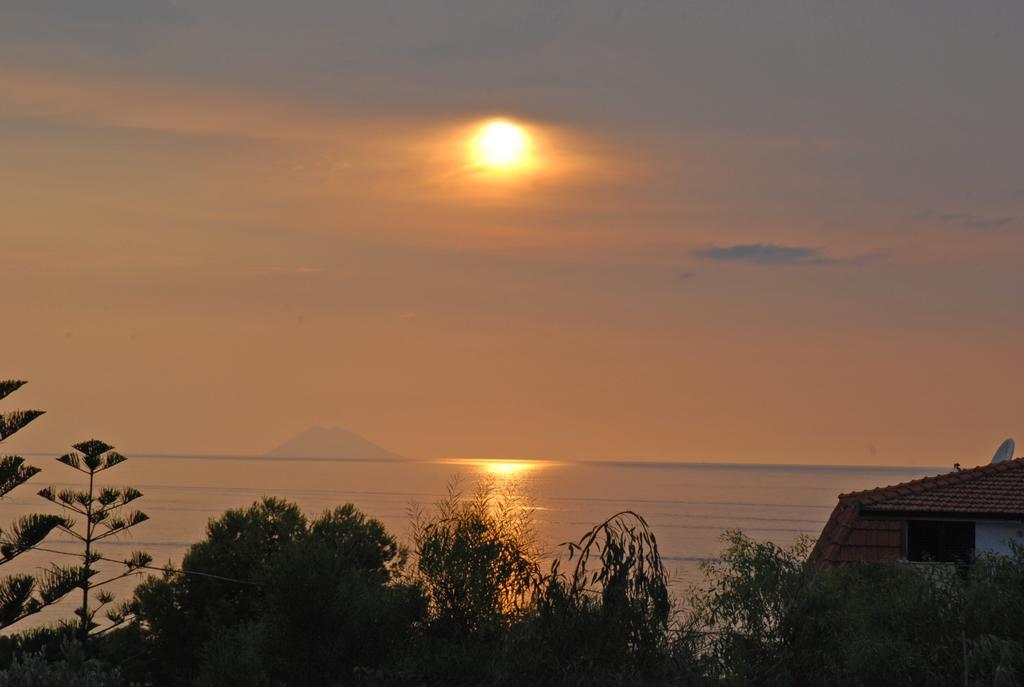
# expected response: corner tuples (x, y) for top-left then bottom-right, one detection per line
(976, 521), (1024, 556)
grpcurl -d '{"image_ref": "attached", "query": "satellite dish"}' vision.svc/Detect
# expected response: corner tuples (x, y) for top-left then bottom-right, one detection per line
(991, 438), (1016, 464)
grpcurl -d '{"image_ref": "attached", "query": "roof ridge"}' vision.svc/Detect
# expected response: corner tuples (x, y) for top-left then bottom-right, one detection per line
(839, 456), (1024, 504)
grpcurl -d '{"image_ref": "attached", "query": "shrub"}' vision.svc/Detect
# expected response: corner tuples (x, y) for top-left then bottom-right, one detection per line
(684, 530), (813, 684)
(257, 505), (426, 687)
(406, 485), (680, 687)
(412, 479), (540, 636)
(133, 498), (423, 687)
(132, 497), (305, 685)
(686, 530), (973, 686)
(0, 641), (123, 687)
(500, 511), (678, 687)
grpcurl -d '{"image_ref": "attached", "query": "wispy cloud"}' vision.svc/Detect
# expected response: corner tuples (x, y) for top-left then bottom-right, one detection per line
(916, 211), (1016, 231)
(694, 243), (847, 266)
(0, 66), (376, 144)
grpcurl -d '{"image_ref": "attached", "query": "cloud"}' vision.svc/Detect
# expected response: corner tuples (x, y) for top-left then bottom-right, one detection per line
(917, 211), (1015, 230)
(0, 66), (379, 144)
(694, 243), (840, 266)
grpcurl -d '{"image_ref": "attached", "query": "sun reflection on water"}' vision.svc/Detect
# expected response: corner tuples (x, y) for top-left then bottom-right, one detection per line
(481, 460), (537, 477)
(435, 458), (554, 481)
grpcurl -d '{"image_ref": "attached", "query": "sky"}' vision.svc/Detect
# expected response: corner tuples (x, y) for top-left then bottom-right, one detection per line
(2, 1), (1023, 466)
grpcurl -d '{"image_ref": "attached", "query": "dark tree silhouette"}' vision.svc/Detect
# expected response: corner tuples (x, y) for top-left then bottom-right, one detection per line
(0, 380), (70, 629)
(38, 440), (151, 640)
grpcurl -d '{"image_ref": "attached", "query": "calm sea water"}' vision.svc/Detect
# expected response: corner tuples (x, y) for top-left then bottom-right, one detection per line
(0, 455), (941, 630)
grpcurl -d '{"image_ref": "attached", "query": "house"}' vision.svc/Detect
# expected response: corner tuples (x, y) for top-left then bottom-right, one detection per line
(810, 457), (1024, 568)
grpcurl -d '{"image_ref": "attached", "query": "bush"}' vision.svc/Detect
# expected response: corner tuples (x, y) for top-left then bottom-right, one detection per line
(962, 545), (1024, 683)
(503, 511), (676, 687)
(684, 530), (1024, 686)
(133, 498), (424, 687)
(403, 487), (680, 687)
(786, 561), (963, 686)
(0, 641), (123, 687)
(132, 497), (306, 686)
(257, 505), (426, 687)
(412, 480), (540, 636)
(390, 480), (538, 685)
(14, 486), (1024, 686)
(684, 530), (813, 684)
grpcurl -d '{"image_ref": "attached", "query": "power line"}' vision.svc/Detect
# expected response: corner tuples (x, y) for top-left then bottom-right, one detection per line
(27, 545), (260, 586)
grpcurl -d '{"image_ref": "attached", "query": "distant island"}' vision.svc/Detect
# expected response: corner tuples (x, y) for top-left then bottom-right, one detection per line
(266, 426), (404, 461)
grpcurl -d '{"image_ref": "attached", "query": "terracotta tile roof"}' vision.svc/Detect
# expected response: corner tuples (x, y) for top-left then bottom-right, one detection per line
(810, 457), (1024, 568)
(844, 457), (1024, 516)
(809, 499), (902, 568)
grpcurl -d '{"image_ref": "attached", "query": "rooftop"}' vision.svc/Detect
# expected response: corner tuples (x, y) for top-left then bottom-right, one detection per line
(845, 457), (1024, 516)
(810, 457), (1024, 567)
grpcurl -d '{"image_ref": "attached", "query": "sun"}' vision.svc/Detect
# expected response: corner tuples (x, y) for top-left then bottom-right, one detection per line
(471, 119), (533, 170)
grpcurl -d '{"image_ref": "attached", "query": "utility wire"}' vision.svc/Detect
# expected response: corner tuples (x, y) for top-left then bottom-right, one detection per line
(27, 545), (261, 586)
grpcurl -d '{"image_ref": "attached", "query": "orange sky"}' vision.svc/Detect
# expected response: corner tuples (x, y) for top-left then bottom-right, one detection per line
(2, 3), (1023, 466)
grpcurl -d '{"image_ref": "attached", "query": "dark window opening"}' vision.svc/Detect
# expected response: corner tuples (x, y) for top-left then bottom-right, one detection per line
(906, 520), (975, 563)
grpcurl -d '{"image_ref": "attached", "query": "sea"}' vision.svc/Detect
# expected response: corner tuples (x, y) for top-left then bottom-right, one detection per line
(0, 454), (943, 631)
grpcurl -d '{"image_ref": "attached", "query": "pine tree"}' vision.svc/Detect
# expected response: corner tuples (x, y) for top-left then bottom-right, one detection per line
(0, 380), (73, 628)
(38, 440), (152, 639)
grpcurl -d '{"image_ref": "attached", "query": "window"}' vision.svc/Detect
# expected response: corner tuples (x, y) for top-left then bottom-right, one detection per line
(906, 520), (975, 563)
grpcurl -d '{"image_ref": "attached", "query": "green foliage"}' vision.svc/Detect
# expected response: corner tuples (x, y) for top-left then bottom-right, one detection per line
(0, 457), (39, 499)
(389, 484), (681, 687)
(785, 561), (963, 686)
(412, 480), (540, 635)
(683, 530), (1024, 686)
(965, 544), (1024, 639)
(38, 440), (150, 639)
(0, 380), (66, 630)
(180, 496), (306, 627)
(0, 568), (79, 632)
(1, 514), (69, 562)
(961, 544), (1024, 683)
(56, 441), (128, 474)
(0, 641), (124, 687)
(684, 529), (812, 683)
(7, 473), (1024, 686)
(0, 577), (36, 628)
(0, 381), (28, 403)
(496, 512), (678, 687)
(194, 623), (279, 687)
(557, 510), (670, 641)
(131, 497), (305, 686)
(256, 505), (426, 687)
(133, 498), (425, 687)
(0, 411), (44, 444)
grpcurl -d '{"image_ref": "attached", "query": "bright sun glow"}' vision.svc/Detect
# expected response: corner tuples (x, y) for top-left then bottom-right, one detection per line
(480, 460), (536, 477)
(472, 120), (533, 170)
(436, 458), (553, 480)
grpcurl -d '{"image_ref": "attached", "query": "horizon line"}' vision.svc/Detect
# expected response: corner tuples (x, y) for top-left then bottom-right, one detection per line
(12, 450), (950, 473)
